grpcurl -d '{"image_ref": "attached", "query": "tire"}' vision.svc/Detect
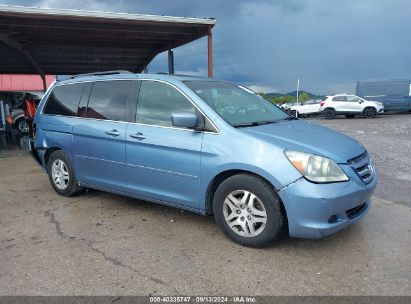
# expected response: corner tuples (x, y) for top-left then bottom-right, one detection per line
(363, 107), (376, 118)
(15, 118), (29, 134)
(213, 174), (285, 247)
(47, 150), (82, 197)
(323, 108), (335, 119)
(345, 114), (355, 118)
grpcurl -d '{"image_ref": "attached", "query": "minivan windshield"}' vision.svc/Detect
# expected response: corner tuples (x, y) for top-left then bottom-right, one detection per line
(184, 81), (290, 127)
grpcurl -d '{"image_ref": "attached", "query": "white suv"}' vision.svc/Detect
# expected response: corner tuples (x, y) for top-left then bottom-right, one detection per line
(320, 94), (384, 119)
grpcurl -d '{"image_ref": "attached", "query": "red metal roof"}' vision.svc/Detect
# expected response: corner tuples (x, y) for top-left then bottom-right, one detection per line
(0, 74), (55, 91)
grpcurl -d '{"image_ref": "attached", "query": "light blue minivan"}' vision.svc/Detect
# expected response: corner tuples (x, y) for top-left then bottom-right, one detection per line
(30, 71), (377, 247)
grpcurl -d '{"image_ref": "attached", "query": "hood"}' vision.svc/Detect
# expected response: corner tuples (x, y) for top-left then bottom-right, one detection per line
(366, 100), (383, 106)
(242, 120), (365, 163)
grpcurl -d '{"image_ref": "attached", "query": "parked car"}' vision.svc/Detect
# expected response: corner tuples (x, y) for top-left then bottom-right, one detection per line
(289, 100), (322, 117)
(320, 94), (384, 119)
(10, 95), (40, 134)
(356, 80), (411, 112)
(30, 72), (377, 247)
(280, 102), (297, 110)
(10, 103), (29, 133)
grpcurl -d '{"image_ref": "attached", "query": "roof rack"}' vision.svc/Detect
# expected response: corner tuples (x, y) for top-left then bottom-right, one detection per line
(156, 72), (207, 78)
(69, 70), (133, 79)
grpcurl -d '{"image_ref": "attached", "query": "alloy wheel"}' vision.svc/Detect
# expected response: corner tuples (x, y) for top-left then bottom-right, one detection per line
(18, 120), (29, 133)
(324, 110), (334, 119)
(364, 108), (376, 118)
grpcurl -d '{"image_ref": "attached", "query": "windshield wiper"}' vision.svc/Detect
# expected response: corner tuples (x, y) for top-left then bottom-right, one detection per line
(283, 116), (299, 121)
(233, 120), (278, 128)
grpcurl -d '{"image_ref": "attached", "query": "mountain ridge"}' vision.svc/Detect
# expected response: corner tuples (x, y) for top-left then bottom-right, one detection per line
(264, 90), (325, 100)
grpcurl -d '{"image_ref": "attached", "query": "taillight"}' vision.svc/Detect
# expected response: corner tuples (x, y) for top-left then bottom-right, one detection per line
(32, 122), (36, 139)
(320, 102), (325, 107)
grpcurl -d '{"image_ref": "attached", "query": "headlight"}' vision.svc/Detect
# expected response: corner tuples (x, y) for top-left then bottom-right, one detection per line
(284, 150), (349, 183)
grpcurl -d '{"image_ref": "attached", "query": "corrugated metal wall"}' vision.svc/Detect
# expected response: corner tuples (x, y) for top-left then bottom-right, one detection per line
(0, 74), (55, 91)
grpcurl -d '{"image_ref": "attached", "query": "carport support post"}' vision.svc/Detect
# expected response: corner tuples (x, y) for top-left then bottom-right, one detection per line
(168, 49), (174, 74)
(208, 27), (213, 78)
(41, 74), (47, 92)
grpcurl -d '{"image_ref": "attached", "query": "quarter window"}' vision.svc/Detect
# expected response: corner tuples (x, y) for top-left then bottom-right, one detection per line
(347, 96), (359, 102)
(86, 81), (130, 121)
(136, 81), (196, 127)
(44, 83), (87, 116)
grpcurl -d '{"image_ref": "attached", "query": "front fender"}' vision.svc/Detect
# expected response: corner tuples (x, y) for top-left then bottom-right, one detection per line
(210, 163), (286, 190)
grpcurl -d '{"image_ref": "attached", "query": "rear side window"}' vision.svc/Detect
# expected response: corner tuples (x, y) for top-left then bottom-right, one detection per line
(44, 83), (87, 116)
(332, 96), (346, 101)
(86, 81), (131, 121)
(136, 80), (196, 127)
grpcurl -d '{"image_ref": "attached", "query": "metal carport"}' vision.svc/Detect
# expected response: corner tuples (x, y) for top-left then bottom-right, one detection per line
(0, 5), (216, 90)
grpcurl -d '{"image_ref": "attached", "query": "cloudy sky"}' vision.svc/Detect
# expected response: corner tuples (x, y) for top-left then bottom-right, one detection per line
(1, 0), (410, 94)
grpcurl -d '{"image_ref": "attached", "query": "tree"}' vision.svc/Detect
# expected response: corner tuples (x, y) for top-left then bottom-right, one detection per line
(298, 92), (310, 103)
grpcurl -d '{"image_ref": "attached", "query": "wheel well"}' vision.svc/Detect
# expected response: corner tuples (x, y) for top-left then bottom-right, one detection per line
(13, 116), (25, 126)
(205, 170), (282, 214)
(205, 170), (289, 234)
(324, 107), (335, 112)
(44, 147), (61, 167)
(363, 106), (376, 112)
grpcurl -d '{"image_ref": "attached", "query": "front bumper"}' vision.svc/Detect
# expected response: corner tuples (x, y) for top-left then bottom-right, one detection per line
(278, 165), (377, 239)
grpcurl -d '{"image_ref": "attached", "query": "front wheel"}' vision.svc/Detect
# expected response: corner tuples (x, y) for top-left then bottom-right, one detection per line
(363, 107), (376, 118)
(47, 150), (82, 196)
(213, 174), (285, 247)
(15, 118), (29, 134)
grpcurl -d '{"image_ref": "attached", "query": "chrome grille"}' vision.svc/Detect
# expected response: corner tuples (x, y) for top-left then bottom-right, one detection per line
(348, 152), (374, 184)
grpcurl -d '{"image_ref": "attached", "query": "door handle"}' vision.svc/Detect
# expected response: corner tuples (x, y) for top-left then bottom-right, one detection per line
(105, 129), (120, 137)
(129, 132), (146, 140)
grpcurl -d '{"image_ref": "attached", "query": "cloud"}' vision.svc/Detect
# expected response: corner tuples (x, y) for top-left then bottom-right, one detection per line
(1, 0), (410, 94)
(247, 85), (280, 94)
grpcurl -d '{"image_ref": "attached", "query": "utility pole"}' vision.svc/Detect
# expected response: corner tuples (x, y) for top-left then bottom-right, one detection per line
(296, 78), (300, 117)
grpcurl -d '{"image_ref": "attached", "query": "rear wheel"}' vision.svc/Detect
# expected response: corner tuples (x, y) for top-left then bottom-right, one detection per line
(47, 150), (82, 196)
(323, 108), (335, 119)
(364, 107), (376, 118)
(213, 174), (285, 247)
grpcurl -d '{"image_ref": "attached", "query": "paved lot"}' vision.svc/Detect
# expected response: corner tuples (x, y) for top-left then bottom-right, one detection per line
(0, 114), (410, 296)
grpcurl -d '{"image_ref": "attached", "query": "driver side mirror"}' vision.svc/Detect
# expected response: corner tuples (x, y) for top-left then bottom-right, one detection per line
(171, 112), (200, 129)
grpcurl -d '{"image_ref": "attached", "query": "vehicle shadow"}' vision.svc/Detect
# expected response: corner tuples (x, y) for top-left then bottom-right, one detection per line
(75, 188), (363, 252)
(0, 130), (29, 157)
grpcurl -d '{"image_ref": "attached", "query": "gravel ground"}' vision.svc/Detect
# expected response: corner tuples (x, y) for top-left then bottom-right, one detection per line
(0, 113), (410, 296)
